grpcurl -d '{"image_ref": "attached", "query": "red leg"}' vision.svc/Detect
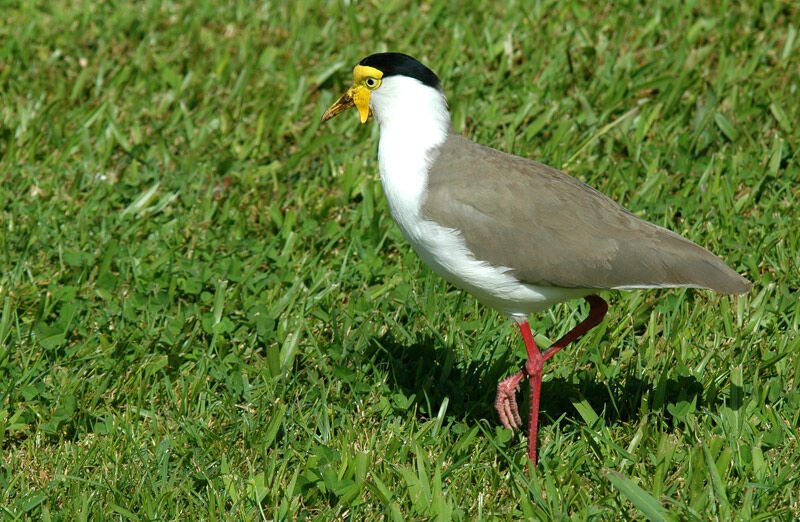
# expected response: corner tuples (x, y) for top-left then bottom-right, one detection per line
(542, 295), (608, 362)
(524, 341), (543, 465)
(494, 295), (608, 466)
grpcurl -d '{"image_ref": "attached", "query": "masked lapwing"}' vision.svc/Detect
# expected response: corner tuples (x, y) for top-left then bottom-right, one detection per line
(322, 52), (752, 466)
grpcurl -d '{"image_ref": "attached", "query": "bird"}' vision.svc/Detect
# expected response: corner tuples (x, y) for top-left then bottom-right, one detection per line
(321, 52), (752, 466)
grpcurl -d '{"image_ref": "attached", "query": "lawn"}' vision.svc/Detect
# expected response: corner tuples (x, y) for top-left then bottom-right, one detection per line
(1, 0), (798, 519)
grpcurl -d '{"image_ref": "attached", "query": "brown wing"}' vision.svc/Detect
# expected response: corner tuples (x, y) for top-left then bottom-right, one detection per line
(422, 132), (751, 294)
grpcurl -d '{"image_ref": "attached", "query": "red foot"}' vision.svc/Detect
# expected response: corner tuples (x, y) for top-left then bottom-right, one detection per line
(495, 370), (525, 429)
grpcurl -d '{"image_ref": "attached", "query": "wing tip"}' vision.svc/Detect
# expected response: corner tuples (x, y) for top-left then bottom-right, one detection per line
(712, 273), (753, 295)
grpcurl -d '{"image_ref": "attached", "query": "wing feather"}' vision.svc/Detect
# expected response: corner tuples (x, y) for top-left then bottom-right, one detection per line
(421, 132), (751, 294)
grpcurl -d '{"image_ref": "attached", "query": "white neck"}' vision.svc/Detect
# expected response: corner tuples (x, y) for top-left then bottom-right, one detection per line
(371, 76), (451, 148)
(371, 76), (451, 237)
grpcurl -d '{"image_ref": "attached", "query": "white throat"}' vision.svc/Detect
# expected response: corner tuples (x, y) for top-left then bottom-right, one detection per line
(370, 76), (450, 236)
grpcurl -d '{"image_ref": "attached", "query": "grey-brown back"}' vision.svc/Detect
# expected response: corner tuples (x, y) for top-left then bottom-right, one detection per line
(422, 132), (752, 294)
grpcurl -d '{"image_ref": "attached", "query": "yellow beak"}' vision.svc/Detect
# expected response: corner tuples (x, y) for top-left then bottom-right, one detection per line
(321, 84), (371, 124)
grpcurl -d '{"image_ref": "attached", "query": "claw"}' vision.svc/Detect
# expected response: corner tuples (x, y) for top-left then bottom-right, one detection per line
(495, 370), (526, 429)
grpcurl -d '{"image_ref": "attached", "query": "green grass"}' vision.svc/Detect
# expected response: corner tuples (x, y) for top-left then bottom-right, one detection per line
(1, 0), (798, 519)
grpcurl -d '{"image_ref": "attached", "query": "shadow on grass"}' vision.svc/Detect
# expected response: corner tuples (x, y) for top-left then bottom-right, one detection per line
(370, 332), (510, 422)
(371, 332), (743, 429)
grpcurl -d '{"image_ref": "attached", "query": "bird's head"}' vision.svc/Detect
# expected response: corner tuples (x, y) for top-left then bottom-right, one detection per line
(322, 53), (444, 125)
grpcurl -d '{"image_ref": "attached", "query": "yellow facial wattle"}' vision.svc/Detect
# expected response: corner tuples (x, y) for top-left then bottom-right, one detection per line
(321, 64), (383, 124)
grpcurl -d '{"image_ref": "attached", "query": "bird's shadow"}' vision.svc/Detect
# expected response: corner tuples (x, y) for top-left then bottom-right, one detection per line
(370, 331), (743, 428)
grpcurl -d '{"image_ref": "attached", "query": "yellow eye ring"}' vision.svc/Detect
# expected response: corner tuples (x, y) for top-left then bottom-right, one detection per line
(365, 77), (379, 88)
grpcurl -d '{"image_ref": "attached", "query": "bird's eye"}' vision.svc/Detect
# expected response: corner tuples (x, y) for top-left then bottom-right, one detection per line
(365, 77), (378, 88)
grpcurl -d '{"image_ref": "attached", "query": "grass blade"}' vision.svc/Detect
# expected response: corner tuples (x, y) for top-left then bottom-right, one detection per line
(605, 469), (674, 522)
